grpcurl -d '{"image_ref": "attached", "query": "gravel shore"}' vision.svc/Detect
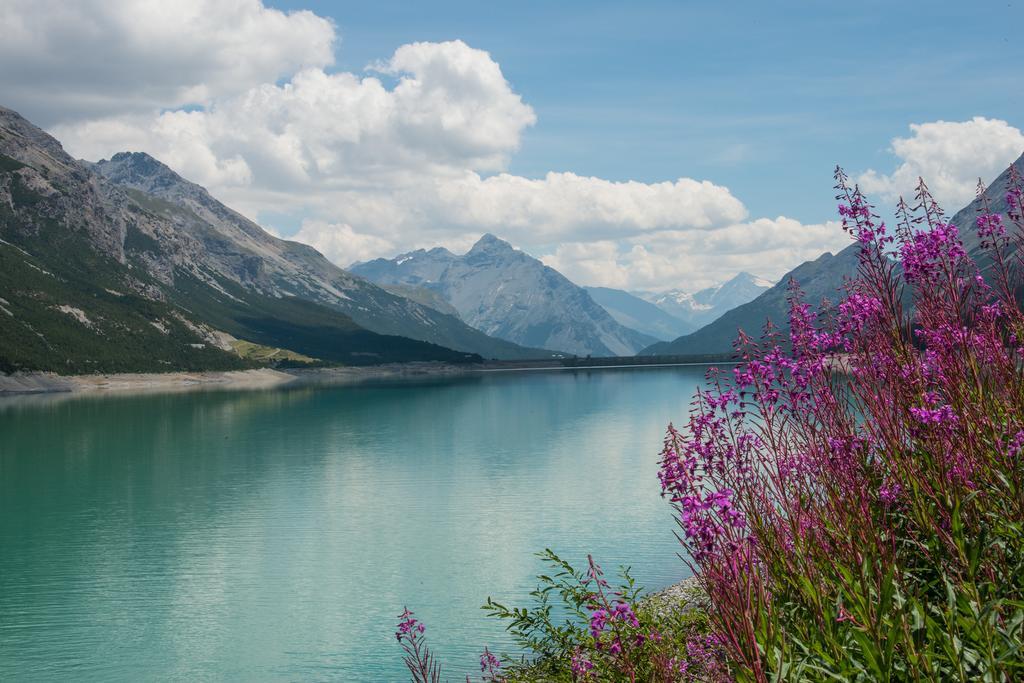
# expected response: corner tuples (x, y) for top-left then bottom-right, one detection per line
(0, 362), (477, 397)
(641, 575), (706, 619)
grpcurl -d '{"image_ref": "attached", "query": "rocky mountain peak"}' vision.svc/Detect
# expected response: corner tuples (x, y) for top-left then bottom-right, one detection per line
(712, 271), (774, 298)
(94, 149), (268, 241)
(739, 272), (774, 287)
(0, 105), (77, 172)
(641, 271), (773, 331)
(95, 151), (191, 196)
(351, 234), (657, 356)
(108, 151), (168, 175)
(469, 233), (515, 255)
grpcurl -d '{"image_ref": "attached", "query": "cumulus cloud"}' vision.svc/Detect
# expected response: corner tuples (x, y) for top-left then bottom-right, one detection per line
(53, 40), (537, 188)
(46, 26), (751, 261)
(541, 241), (634, 289)
(542, 218), (851, 291)
(373, 41), (537, 169)
(1, 0), (869, 292)
(292, 221), (395, 267)
(0, 0), (336, 125)
(427, 172), (747, 239)
(858, 117), (1024, 211)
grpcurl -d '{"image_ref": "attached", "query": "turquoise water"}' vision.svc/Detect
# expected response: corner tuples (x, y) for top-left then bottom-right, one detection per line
(0, 366), (705, 681)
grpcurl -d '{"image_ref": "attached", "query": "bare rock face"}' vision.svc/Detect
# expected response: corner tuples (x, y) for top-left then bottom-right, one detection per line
(0, 106), (127, 264)
(352, 234), (657, 356)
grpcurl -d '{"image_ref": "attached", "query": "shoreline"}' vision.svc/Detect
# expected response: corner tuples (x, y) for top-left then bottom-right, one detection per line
(0, 359), (723, 399)
(0, 363), (475, 397)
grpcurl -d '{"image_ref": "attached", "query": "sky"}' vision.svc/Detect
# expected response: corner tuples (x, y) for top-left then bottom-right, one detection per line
(1, 0), (1022, 291)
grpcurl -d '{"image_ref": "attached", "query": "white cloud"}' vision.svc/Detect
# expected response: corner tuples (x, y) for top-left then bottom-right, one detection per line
(543, 218), (850, 291)
(46, 30), (751, 264)
(541, 241), (634, 289)
(0, 0), (886, 293)
(427, 172), (747, 239)
(0, 0), (335, 125)
(373, 40), (538, 170)
(858, 117), (1024, 211)
(291, 221), (395, 267)
(53, 40), (536, 187)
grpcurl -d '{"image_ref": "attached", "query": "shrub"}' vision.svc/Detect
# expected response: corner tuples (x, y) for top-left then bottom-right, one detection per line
(483, 550), (723, 682)
(398, 551), (723, 682)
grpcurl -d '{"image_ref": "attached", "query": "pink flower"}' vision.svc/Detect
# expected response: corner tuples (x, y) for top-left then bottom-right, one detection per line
(479, 646), (500, 675)
(570, 648), (594, 679)
(588, 609), (608, 638)
(395, 608), (424, 642)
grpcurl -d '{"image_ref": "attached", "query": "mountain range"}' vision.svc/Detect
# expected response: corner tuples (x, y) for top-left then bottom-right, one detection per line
(640, 249), (860, 355)
(582, 286), (696, 341)
(6, 100), (1017, 374)
(0, 105), (549, 373)
(351, 235), (657, 356)
(642, 272), (774, 329)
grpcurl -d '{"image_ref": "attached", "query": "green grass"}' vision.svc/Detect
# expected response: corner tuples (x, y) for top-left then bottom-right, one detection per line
(229, 339), (317, 364)
(123, 187), (202, 221)
(9, 174), (44, 206)
(0, 195), (251, 374)
(124, 224), (162, 254)
(168, 270), (482, 366)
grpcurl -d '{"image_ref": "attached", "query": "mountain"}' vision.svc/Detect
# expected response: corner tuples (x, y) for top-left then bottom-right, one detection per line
(642, 151), (1024, 357)
(374, 282), (461, 318)
(640, 250), (860, 356)
(351, 235), (658, 356)
(91, 151), (549, 360)
(953, 155), (1024, 260)
(699, 271), (776, 311)
(645, 272), (774, 329)
(0, 105), (544, 373)
(583, 286), (696, 341)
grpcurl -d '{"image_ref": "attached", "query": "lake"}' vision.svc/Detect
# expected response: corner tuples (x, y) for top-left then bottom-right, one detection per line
(0, 366), (706, 681)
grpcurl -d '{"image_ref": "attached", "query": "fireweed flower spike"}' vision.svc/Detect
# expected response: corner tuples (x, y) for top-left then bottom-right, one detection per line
(657, 167), (1024, 681)
(395, 608), (442, 683)
(478, 646), (501, 682)
(570, 648), (595, 679)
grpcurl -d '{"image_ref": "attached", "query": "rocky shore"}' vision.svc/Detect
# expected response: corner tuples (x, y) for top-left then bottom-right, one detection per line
(640, 575), (706, 619)
(0, 359), (715, 398)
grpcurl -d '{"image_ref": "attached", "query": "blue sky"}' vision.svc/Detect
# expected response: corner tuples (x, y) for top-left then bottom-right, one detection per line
(2, 0), (1022, 290)
(273, 0), (1023, 223)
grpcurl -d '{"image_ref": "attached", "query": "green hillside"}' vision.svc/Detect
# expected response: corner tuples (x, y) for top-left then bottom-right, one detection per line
(0, 146), (481, 373)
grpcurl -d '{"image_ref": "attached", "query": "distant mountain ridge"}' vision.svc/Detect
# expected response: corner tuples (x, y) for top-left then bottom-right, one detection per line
(643, 272), (773, 329)
(640, 250), (860, 356)
(583, 286), (696, 341)
(0, 105), (546, 373)
(352, 235), (657, 356)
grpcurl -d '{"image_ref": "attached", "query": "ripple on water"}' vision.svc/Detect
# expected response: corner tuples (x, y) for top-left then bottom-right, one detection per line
(0, 367), (700, 681)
